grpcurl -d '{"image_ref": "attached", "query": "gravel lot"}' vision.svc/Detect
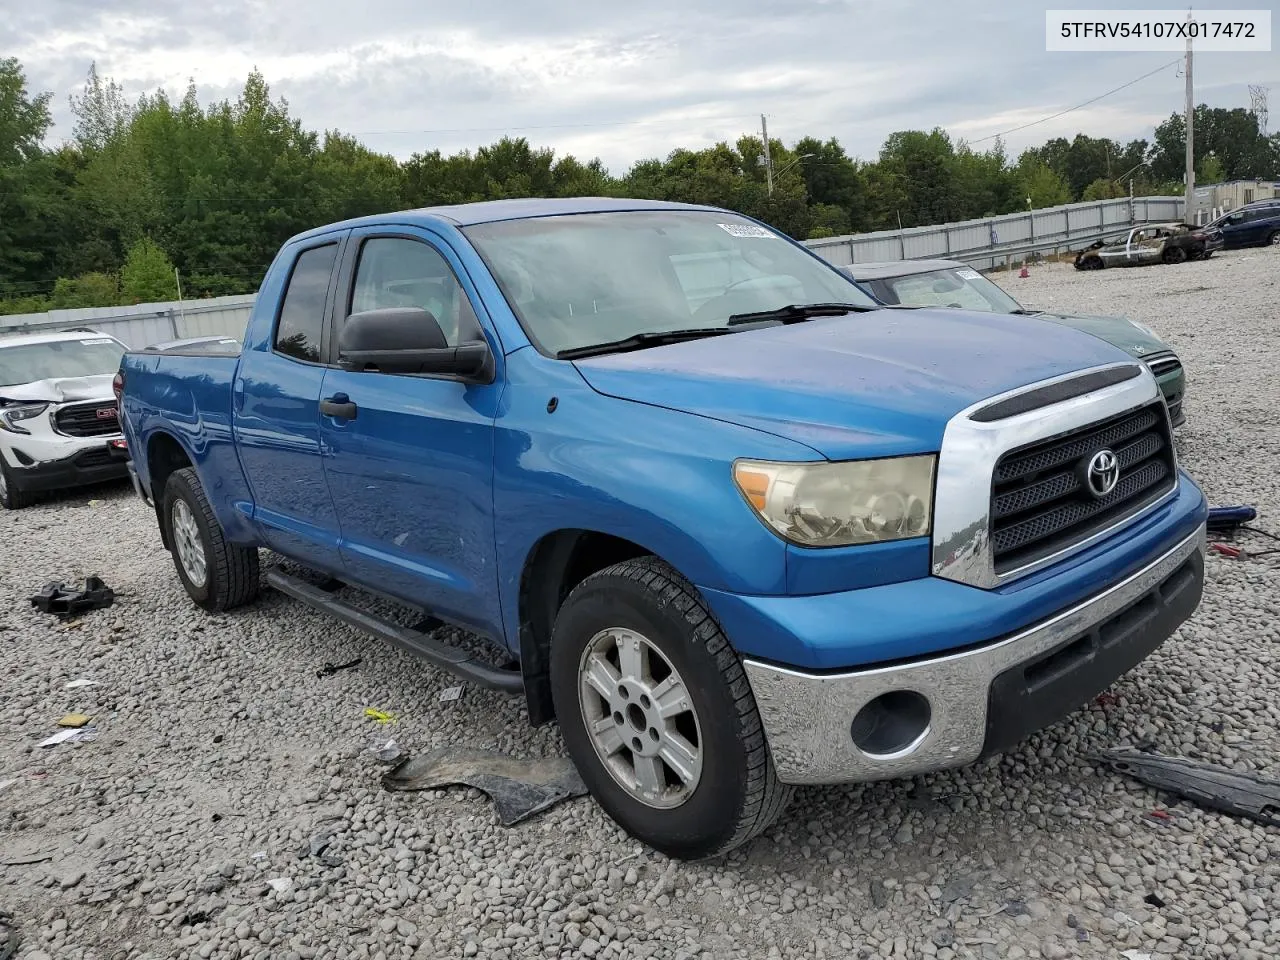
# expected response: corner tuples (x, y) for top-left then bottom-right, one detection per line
(3, 246), (1279, 960)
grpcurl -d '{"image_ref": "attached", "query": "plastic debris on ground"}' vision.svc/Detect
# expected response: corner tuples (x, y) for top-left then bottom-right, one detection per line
(366, 735), (404, 764)
(438, 685), (463, 703)
(39, 727), (98, 748)
(316, 657), (361, 678)
(1098, 749), (1280, 827)
(29, 576), (116, 619)
(64, 679), (98, 689)
(0, 908), (17, 960)
(363, 707), (396, 724)
(299, 831), (343, 868)
(382, 747), (587, 826)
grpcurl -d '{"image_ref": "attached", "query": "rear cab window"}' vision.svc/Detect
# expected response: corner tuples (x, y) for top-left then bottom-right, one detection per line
(274, 244), (338, 363)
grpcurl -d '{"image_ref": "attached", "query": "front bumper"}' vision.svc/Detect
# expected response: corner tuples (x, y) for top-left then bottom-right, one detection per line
(743, 524), (1204, 785)
(6, 443), (130, 493)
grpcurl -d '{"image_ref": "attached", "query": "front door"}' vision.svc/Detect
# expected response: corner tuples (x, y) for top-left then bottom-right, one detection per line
(234, 237), (346, 571)
(317, 228), (505, 639)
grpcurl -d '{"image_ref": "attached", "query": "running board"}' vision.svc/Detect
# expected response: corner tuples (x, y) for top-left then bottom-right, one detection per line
(265, 569), (523, 695)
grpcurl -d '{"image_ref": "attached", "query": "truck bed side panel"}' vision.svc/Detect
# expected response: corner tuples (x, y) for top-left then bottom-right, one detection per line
(119, 352), (259, 545)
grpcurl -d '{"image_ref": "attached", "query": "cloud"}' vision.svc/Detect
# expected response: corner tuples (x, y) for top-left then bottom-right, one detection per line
(13, 0), (1278, 171)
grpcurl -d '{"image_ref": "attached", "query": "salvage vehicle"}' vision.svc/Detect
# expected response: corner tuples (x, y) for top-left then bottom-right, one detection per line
(0, 329), (131, 509)
(118, 199), (1208, 859)
(841, 259), (1187, 426)
(1074, 222), (1221, 269)
(1204, 201), (1280, 249)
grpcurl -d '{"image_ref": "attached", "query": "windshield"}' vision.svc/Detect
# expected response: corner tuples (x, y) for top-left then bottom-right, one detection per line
(0, 337), (125, 388)
(865, 267), (1022, 314)
(463, 211), (876, 356)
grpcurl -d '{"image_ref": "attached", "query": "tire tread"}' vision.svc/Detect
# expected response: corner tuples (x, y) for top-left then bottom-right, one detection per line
(571, 555), (793, 857)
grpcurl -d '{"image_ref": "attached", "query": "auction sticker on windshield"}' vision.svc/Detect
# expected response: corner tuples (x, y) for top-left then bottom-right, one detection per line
(956, 268), (982, 280)
(718, 223), (775, 238)
(80, 338), (114, 345)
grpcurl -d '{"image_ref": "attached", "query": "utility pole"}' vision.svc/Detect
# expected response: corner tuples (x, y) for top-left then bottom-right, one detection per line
(1183, 18), (1195, 225)
(761, 114), (774, 197)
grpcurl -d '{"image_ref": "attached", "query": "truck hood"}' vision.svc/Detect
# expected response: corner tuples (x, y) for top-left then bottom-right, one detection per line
(573, 308), (1132, 460)
(1029, 311), (1169, 359)
(0, 374), (116, 404)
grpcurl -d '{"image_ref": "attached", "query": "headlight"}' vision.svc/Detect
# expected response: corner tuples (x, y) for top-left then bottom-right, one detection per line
(733, 455), (935, 547)
(0, 402), (49, 434)
(1129, 319), (1157, 337)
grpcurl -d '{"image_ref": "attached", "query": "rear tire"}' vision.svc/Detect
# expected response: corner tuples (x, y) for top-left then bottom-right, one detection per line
(550, 556), (792, 861)
(1162, 245), (1187, 265)
(162, 467), (259, 612)
(0, 459), (33, 510)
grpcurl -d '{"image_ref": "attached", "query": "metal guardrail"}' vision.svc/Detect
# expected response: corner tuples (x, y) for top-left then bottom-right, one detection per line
(802, 196), (1187, 270)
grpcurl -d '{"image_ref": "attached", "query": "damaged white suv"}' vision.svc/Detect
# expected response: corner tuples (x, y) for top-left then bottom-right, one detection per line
(0, 329), (131, 509)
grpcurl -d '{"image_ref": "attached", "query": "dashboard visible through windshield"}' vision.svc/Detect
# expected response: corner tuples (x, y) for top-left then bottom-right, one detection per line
(463, 211), (876, 356)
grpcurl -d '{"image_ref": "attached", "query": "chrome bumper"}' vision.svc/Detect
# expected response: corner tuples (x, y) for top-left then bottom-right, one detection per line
(744, 524), (1205, 785)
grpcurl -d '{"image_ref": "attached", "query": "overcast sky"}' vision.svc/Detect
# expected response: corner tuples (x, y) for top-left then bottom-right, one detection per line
(9, 0), (1278, 172)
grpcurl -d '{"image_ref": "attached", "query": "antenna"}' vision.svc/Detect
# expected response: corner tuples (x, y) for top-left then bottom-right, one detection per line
(1250, 85), (1269, 136)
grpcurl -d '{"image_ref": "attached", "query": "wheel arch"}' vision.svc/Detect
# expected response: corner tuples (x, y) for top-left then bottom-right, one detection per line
(146, 430), (195, 549)
(518, 528), (690, 726)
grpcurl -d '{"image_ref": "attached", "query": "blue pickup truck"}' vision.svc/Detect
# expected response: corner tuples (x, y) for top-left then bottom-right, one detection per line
(117, 198), (1207, 860)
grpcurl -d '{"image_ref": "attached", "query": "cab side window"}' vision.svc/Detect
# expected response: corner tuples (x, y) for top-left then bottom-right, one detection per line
(350, 238), (478, 346)
(275, 243), (338, 363)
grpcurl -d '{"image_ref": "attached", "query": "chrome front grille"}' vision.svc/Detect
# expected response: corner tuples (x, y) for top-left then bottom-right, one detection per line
(989, 403), (1176, 574)
(1144, 354), (1182, 379)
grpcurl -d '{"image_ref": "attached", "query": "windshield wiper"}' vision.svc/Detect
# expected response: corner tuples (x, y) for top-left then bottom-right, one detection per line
(557, 328), (734, 360)
(725, 302), (880, 326)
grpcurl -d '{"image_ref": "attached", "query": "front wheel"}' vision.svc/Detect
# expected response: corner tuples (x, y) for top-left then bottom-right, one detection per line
(162, 467), (260, 612)
(1162, 245), (1187, 265)
(0, 458), (33, 510)
(1268, 231), (1280, 246)
(1076, 256), (1103, 271)
(550, 557), (792, 860)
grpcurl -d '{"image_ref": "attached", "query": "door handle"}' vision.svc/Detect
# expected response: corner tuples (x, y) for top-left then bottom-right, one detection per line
(320, 394), (358, 420)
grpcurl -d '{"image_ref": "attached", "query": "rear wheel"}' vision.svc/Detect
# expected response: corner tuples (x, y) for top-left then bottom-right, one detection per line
(162, 467), (259, 612)
(1162, 245), (1187, 265)
(550, 557), (792, 860)
(0, 459), (33, 510)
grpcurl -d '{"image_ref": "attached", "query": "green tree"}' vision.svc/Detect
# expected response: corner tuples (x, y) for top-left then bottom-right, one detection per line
(120, 237), (177, 302)
(49, 272), (120, 308)
(1017, 157), (1072, 208)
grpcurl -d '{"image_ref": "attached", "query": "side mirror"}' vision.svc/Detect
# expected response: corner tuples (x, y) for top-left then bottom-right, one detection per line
(338, 307), (493, 381)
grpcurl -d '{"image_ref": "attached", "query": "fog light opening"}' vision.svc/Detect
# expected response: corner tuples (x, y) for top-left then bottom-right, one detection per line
(850, 690), (932, 759)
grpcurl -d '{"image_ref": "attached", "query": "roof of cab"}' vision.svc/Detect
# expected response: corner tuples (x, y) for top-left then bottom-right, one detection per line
(840, 259), (966, 281)
(289, 197), (725, 245)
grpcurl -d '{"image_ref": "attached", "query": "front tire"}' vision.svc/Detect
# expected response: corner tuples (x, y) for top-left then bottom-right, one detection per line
(1268, 231), (1280, 247)
(162, 467), (259, 612)
(1076, 256), (1103, 271)
(0, 459), (33, 510)
(1162, 245), (1187, 265)
(550, 557), (792, 860)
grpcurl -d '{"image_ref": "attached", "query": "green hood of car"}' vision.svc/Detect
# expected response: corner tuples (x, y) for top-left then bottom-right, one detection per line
(1028, 311), (1169, 360)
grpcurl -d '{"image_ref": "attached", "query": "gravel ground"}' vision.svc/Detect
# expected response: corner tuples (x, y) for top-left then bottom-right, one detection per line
(3, 246), (1279, 960)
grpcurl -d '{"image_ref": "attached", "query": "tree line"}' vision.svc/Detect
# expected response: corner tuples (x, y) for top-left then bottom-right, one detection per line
(2, 58), (1277, 315)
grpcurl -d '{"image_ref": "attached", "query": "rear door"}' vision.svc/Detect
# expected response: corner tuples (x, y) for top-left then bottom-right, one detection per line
(316, 227), (505, 638)
(233, 235), (347, 570)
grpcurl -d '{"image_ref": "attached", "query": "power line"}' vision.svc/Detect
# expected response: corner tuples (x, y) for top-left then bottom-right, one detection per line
(967, 57), (1183, 145)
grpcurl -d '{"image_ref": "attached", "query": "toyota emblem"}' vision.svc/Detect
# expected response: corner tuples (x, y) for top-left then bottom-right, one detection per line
(1085, 449), (1120, 498)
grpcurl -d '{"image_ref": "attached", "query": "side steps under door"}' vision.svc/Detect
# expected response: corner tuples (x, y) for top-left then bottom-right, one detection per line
(265, 569), (523, 695)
